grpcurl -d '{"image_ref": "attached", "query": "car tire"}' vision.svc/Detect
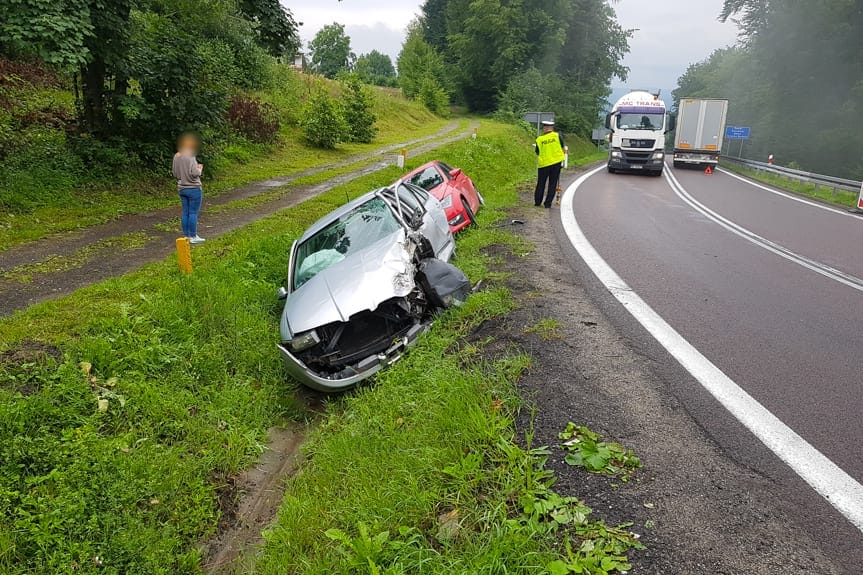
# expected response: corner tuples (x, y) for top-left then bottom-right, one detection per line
(673, 161), (682, 169)
(463, 198), (478, 228)
(607, 166), (616, 174)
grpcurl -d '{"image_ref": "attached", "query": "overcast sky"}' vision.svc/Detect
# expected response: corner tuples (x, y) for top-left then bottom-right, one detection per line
(287, 0), (740, 91)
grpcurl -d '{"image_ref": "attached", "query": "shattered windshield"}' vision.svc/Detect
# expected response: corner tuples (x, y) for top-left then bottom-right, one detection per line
(293, 198), (402, 289)
(407, 166), (444, 191)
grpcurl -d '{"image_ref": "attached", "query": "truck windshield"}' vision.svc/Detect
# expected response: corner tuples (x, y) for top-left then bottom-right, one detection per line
(618, 113), (664, 131)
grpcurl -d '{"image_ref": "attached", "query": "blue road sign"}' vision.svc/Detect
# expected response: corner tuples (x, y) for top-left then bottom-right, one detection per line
(725, 126), (751, 139)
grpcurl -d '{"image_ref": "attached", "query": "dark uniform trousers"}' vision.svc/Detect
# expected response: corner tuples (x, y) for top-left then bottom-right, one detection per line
(535, 162), (563, 207)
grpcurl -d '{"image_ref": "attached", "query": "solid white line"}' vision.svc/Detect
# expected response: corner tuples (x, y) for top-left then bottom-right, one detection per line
(718, 167), (859, 219)
(561, 165), (863, 532)
(663, 168), (863, 293)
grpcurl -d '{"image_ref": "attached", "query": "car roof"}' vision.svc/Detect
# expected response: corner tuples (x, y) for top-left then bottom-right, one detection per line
(298, 187), (393, 243)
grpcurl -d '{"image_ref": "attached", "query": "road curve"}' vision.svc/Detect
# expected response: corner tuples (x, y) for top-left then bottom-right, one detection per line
(564, 163), (863, 564)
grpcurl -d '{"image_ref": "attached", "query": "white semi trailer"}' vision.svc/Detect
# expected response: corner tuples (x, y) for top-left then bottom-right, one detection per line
(672, 98), (729, 169)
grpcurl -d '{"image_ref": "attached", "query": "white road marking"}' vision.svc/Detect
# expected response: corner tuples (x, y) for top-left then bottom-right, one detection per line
(718, 167), (860, 218)
(561, 165), (863, 532)
(664, 167), (863, 293)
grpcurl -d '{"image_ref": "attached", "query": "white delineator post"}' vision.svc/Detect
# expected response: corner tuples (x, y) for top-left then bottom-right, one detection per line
(857, 180), (863, 210)
(397, 149), (407, 169)
(563, 146), (569, 169)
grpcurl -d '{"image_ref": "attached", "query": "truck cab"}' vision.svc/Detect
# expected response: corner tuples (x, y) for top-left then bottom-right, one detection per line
(606, 91), (674, 177)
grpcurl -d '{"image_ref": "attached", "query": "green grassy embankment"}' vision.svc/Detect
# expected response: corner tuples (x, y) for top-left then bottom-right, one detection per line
(722, 162), (859, 208)
(0, 122), (638, 574)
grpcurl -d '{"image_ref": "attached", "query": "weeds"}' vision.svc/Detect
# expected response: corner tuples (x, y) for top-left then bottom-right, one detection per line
(526, 318), (564, 340)
(559, 423), (641, 481)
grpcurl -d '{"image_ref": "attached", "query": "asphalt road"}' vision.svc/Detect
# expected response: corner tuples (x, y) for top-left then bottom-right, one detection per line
(563, 163), (863, 565)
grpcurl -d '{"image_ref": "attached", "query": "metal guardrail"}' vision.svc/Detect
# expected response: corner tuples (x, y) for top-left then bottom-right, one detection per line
(722, 156), (862, 197)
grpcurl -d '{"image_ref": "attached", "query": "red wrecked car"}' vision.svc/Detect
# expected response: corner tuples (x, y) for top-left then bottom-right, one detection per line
(402, 160), (484, 233)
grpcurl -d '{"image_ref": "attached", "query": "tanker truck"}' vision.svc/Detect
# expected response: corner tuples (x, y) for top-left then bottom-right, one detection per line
(605, 90), (674, 176)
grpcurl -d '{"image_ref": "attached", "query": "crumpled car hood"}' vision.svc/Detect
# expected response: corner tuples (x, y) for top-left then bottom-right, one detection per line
(282, 229), (415, 336)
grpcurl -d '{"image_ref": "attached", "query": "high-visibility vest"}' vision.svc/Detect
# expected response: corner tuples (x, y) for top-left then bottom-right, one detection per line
(536, 131), (565, 168)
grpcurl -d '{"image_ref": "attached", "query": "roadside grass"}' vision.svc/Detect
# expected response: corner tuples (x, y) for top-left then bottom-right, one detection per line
(0, 121), (632, 574)
(0, 89), (448, 251)
(253, 126), (642, 574)
(722, 163), (859, 208)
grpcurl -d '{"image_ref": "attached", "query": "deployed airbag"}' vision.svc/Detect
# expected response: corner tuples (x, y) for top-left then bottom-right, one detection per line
(416, 258), (471, 309)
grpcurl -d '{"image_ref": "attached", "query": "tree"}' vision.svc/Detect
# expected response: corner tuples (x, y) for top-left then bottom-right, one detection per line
(354, 50), (396, 86)
(300, 87), (348, 148)
(341, 74), (378, 143)
(0, 0), (92, 68)
(308, 23), (355, 78)
(397, 22), (448, 100)
(238, 0), (301, 57)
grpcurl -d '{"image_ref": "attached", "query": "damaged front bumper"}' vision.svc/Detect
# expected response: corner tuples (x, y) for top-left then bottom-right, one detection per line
(277, 322), (430, 392)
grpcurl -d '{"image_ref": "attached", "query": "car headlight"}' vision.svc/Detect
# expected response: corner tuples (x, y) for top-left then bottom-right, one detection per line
(289, 330), (320, 352)
(652, 152), (665, 159)
(440, 195), (453, 209)
(611, 150), (622, 158)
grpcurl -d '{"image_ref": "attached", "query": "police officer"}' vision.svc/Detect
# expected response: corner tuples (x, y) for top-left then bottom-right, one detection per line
(534, 120), (565, 208)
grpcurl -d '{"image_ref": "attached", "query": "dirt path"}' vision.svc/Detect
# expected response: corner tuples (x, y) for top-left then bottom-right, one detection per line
(488, 169), (853, 573)
(0, 121), (474, 315)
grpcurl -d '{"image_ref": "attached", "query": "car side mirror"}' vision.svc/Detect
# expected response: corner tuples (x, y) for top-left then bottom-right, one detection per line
(605, 113), (612, 130)
(449, 168), (462, 178)
(277, 286), (288, 300)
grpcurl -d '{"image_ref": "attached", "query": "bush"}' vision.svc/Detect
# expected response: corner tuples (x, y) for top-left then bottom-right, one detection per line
(418, 77), (450, 117)
(300, 88), (347, 149)
(341, 75), (377, 144)
(227, 96), (280, 143)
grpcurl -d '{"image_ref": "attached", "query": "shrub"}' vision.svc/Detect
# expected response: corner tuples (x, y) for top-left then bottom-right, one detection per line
(300, 89), (347, 149)
(227, 96), (280, 143)
(265, 63), (304, 125)
(341, 75), (377, 144)
(418, 77), (450, 117)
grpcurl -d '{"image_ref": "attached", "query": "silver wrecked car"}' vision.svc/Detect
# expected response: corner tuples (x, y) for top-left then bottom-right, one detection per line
(277, 182), (470, 392)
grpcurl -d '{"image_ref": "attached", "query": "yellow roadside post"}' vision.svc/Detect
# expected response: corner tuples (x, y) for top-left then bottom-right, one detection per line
(176, 237), (193, 274)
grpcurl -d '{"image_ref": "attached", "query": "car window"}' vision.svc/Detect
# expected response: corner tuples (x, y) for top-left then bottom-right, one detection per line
(407, 166), (444, 191)
(293, 198), (402, 289)
(403, 182), (430, 203)
(397, 184), (425, 215)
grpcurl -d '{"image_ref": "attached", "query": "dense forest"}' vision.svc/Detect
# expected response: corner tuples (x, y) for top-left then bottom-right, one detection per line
(674, 0), (863, 178)
(401, 0), (631, 134)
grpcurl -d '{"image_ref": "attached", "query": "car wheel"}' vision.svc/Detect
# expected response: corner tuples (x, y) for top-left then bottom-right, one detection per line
(463, 198), (478, 227)
(607, 166), (616, 174)
(673, 161), (682, 169)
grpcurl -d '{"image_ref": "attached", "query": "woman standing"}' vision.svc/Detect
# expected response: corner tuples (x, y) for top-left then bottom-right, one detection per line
(172, 133), (205, 244)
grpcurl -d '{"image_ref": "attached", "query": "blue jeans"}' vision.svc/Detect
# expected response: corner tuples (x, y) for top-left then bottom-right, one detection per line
(179, 187), (202, 237)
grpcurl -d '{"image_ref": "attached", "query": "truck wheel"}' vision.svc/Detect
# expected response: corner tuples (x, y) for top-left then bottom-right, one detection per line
(651, 169), (664, 177)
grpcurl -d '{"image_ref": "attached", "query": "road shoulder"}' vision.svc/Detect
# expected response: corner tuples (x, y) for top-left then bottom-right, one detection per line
(497, 172), (849, 573)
